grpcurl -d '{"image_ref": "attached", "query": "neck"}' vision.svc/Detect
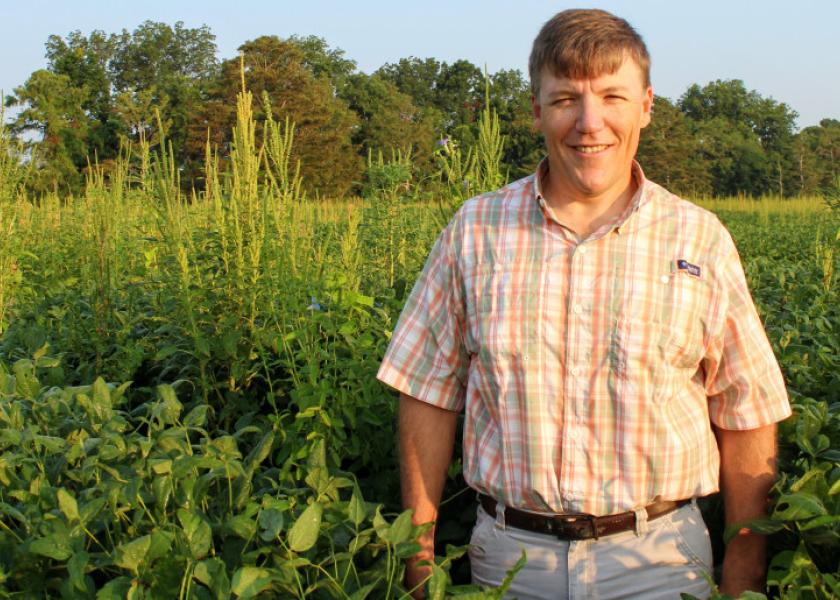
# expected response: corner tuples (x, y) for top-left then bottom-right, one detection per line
(540, 168), (637, 239)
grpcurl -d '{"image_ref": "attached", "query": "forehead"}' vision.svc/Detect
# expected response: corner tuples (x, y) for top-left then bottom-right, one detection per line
(539, 58), (647, 94)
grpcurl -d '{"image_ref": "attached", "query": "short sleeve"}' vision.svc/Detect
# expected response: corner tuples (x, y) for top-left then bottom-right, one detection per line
(376, 221), (469, 411)
(703, 229), (792, 429)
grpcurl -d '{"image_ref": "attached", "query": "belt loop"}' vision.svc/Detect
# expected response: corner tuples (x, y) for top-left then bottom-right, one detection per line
(633, 506), (649, 536)
(494, 501), (506, 530)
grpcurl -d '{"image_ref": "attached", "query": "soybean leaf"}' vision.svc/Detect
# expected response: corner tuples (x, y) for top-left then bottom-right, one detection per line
(348, 582), (378, 600)
(347, 489), (366, 527)
(724, 518), (784, 543)
(96, 577), (133, 600)
(427, 563), (448, 600)
(178, 509), (212, 559)
(226, 514), (257, 540)
(383, 510), (413, 545)
(156, 384), (183, 424)
(29, 534), (72, 561)
(184, 404), (210, 428)
(773, 492), (828, 521)
(288, 502), (322, 552)
(114, 535), (151, 574)
(258, 508), (284, 542)
(194, 557), (231, 600)
(68, 551), (89, 592)
(147, 530), (174, 562)
(799, 515), (840, 531)
(231, 566), (274, 598)
(57, 488), (79, 522)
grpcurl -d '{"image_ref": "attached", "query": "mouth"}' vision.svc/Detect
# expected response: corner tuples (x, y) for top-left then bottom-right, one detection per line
(573, 144), (610, 154)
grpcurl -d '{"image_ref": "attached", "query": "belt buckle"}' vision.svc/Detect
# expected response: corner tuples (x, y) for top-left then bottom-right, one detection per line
(555, 513), (599, 540)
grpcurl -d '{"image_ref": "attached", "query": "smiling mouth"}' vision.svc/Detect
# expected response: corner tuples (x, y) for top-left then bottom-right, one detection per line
(574, 145), (610, 154)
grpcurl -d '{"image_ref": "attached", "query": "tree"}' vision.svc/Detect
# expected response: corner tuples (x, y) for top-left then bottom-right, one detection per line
(6, 70), (90, 193)
(637, 96), (712, 196)
(679, 80), (798, 195)
(794, 119), (840, 194)
(340, 73), (438, 177)
(487, 69), (542, 180)
(287, 35), (357, 94)
(109, 21), (218, 171)
(44, 30), (118, 161)
(191, 36), (360, 197)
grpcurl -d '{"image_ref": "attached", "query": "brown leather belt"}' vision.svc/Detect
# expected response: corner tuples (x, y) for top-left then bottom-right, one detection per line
(478, 494), (691, 540)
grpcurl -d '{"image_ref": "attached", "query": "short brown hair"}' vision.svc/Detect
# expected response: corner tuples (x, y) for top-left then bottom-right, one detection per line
(529, 9), (650, 97)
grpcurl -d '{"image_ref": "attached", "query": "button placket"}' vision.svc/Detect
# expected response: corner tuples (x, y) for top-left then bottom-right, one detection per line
(561, 242), (593, 497)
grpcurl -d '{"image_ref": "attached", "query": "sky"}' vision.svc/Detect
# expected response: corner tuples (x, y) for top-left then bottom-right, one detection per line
(2, 0), (838, 129)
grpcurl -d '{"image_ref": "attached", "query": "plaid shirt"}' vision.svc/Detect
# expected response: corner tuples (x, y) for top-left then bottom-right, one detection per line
(377, 162), (791, 515)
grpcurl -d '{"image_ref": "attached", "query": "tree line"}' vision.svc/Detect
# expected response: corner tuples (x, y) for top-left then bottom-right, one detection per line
(4, 21), (839, 198)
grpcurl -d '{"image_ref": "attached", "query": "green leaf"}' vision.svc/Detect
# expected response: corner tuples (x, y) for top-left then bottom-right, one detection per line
(723, 517), (784, 543)
(30, 534), (72, 561)
(68, 550), (89, 591)
(383, 509), (413, 545)
(231, 566), (274, 598)
(156, 384), (183, 424)
(250, 430), (276, 464)
(92, 377), (111, 410)
(194, 557), (231, 600)
(184, 404), (210, 428)
(773, 492), (828, 521)
(829, 477), (840, 496)
(147, 530), (174, 562)
(114, 535), (152, 574)
(96, 577), (133, 600)
(799, 514), (840, 531)
(226, 514), (257, 540)
(288, 502), (322, 552)
(427, 563), (448, 600)
(80, 497), (107, 525)
(347, 489), (366, 527)
(258, 508), (284, 542)
(178, 509), (212, 559)
(396, 540), (422, 559)
(348, 582), (378, 600)
(57, 488), (80, 522)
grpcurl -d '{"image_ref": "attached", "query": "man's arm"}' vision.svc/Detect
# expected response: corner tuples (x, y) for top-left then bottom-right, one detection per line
(399, 392), (459, 599)
(714, 422), (778, 596)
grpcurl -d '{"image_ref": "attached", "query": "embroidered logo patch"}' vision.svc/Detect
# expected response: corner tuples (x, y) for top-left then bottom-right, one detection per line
(676, 259), (701, 278)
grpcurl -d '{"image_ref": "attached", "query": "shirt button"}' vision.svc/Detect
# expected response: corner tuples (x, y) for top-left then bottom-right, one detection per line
(570, 366), (582, 377)
(660, 275), (669, 284)
(577, 246), (587, 254)
(572, 303), (583, 314)
(569, 429), (579, 440)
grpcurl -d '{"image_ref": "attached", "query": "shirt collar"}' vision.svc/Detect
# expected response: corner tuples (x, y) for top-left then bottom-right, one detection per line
(533, 158), (652, 236)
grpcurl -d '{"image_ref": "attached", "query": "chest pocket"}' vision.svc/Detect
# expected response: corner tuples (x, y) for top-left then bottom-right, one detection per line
(612, 269), (712, 403)
(467, 262), (536, 358)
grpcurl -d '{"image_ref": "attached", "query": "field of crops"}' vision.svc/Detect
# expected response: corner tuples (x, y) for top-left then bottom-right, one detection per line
(0, 91), (838, 599)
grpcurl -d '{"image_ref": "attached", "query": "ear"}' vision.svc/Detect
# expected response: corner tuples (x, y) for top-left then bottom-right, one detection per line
(531, 94), (542, 126)
(640, 86), (653, 129)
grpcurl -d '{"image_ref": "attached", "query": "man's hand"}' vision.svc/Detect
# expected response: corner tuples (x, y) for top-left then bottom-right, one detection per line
(714, 423), (778, 596)
(399, 393), (459, 599)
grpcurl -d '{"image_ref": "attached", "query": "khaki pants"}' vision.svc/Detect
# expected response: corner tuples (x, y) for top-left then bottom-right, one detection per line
(469, 500), (713, 599)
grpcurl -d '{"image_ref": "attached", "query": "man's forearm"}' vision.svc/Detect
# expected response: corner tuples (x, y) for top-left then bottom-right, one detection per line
(714, 422), (778, 595)
(399, 393), (459, 554)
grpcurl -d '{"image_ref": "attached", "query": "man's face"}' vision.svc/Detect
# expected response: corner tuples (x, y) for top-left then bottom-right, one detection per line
(532, 58), (653, 203)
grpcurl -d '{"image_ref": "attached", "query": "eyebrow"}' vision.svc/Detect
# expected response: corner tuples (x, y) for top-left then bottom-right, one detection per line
(545, 84), (634, 98)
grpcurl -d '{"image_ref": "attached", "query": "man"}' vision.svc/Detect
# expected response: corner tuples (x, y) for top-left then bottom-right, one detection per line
(377, 8), (791, 599)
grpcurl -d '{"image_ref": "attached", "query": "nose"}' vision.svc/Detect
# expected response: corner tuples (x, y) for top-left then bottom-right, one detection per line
(576, 96), (605, 133)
